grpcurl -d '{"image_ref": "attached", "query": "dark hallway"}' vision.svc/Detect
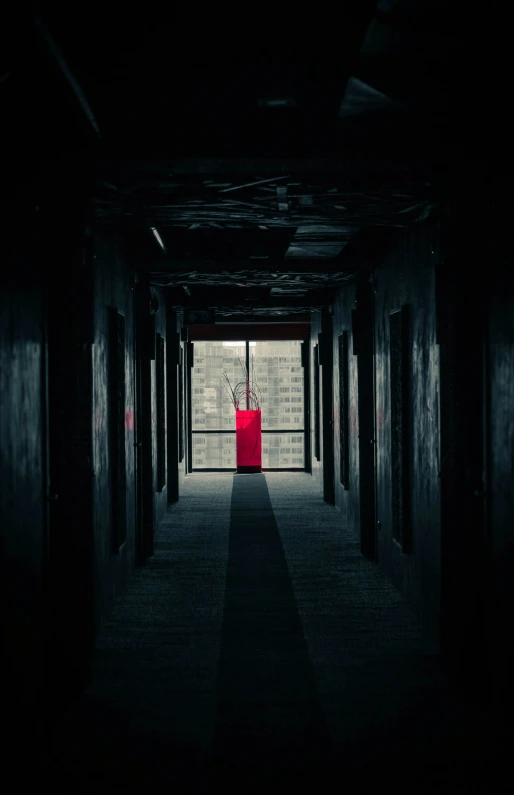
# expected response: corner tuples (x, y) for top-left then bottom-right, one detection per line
(34, 474), (496, 793)
(2, 2), (513, 793)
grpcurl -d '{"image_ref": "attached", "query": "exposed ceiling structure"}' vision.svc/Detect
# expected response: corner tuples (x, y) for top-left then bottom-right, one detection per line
(4, 1), (466, 317)
(95, 159), (437, 315)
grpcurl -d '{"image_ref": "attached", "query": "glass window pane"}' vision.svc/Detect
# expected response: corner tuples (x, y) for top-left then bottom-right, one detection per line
(261, 434), (305, 468)
(192, 341), (247, 430)
(192, 339), (305, 469)
(192, 433), (235, 469)
(250, 341), (304, 430)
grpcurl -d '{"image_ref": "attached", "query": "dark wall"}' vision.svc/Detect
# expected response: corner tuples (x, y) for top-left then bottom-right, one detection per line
(309, 311), (323, 490)
(175, 312), (187, 485)
(151, 286), (168, 527)
(1, 163), (97, 713)
(374, 223), (442, 635)
(436, 183), (491, 696)
(179, 314), (195, 478)
(166, 305), (180, 503)
(0, 159), (176, 721)
(0, 278), (45, 706)
(0, 209), (171, 711)
(332, 283), (360, 535)
(486, 200), (514, 715)
(92, 233), (136, 626)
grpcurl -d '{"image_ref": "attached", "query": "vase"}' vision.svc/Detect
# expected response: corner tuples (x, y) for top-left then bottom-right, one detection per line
(235, 409), (262, 473)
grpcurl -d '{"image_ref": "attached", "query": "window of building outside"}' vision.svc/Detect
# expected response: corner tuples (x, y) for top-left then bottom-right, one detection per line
(191, 340), (305, 469)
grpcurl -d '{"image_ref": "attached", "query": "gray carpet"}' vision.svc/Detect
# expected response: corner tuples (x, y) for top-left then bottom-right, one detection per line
(212, 474), (330, 787)
(34, 473), (497, 793)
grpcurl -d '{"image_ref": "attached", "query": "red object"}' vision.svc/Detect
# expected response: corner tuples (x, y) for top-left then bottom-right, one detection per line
(236, 410), (262, 473)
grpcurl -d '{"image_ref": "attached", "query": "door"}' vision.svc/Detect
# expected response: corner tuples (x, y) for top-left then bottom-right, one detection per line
(44, 235), (95, 704)
(166, 306), (180, 503)
(353, 275), (377, 559)
(437, 212), (488, 694)
(134, 275), (155, 561)
(321, 309), (335, 504)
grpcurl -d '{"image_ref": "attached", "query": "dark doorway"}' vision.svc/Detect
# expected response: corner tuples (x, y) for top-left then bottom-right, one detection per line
(108, 308), (127, 552)
(134, 276), (155, 561)
(166, 308), (180, 504)
(313, 344), (320, 463)
(437, 215), (488, 697)
(179, 345), (185, 467)
(301, 340), (311, 472)
(44, 234), (95, 706)
(389, 305), (412, 554)
(338, 331), (350, 491)
(353, 276), (377, 559)
(321, 310), (335, 504)
(155, 332), (166, 493)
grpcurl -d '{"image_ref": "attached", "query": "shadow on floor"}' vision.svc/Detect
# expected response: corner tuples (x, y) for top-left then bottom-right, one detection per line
(23, 684), (507, 795)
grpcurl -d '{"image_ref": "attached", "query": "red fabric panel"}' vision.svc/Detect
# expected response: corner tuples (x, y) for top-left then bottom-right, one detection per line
(236, 410), (262, 469)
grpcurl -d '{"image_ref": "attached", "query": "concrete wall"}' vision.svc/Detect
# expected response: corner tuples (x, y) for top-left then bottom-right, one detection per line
(0, 277), (46, 706)
(0, 174), (97, 709)
(0, 215), (173, 708)
(152, 286), (168, 527)
(326, 224), (443, 633)
(92, 233), (137, 626)
(178, 312), (188, 487)
(435, 188), (491, 692)
(332, 283), (360, 536)
(486, 203), (514, 714)
(166, 306), (180, 503)
(91, 247), (170, 620)
(176, 312), (185, 483)
(309, 311), (323, 490)
(374, 223), (441, 634)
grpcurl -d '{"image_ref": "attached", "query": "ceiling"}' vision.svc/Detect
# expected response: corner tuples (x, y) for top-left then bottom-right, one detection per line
(3, 1), (467, 316)
(101, 158), (437, 316)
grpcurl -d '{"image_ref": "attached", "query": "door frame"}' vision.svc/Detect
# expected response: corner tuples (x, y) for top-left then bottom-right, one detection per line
(354, 274), (377, 559)
(134, 275), (155, 561)
(43, 229), (95, 704)
(321, 309), (335, 504)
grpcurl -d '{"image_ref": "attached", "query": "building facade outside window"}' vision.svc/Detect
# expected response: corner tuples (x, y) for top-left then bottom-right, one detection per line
(191, 340), (305, 469)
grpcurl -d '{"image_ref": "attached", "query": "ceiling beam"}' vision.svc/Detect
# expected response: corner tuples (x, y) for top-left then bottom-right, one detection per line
(115, 158), (430, 180)
(214, 314), (311, 324)
(132, 256), (364, 276)
(188, 323), (311, 341)
(162, 285), (335, 309)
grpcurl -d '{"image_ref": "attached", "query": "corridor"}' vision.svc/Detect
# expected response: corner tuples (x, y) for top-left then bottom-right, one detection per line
(35, 474), (491, 793)
(2, 6), (512, 793)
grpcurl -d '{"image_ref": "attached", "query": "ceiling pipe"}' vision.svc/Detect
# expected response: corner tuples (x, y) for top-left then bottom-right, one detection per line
(150, 226), (167, 252)
(33, 13), (101, 138)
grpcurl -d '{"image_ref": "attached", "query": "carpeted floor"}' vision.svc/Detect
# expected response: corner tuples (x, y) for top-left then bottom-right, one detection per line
(212, 474), (330, 787)
(32, 473), (502, 793)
